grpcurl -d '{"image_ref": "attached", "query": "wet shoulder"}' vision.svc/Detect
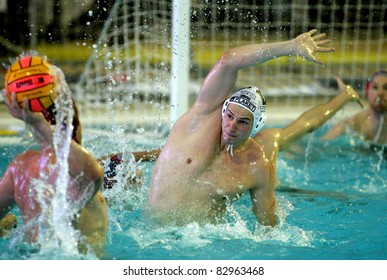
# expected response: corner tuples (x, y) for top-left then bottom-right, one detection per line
(172, 105), (221, 137)
(13, 150), (40, 163)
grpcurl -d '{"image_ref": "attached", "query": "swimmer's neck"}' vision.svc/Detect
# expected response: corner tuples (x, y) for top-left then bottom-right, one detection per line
(220, 138), (250, 155)
(369, 110), (387, 127)
(370, 108), (386, 119)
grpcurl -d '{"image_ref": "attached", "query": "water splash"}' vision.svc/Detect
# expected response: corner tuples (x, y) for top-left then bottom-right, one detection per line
(11, 66), (85, 258)
(276, 158), (304, 188)
(126, 194), (313, 251)
(101, 152), (147, 211)
(40, 66), (79, 254)
(301, 133), (315, 185)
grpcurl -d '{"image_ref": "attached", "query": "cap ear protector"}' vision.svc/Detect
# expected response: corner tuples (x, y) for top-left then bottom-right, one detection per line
(222, 86), (267, 137)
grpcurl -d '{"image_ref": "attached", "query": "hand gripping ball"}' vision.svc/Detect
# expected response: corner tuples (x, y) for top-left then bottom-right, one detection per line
(5, 56), (57, 112)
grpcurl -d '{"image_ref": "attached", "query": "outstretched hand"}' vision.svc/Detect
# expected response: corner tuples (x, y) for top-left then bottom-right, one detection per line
(2, 90), (47, 125)
(335, 76), (363, 108)
(293, 29), (335, 64)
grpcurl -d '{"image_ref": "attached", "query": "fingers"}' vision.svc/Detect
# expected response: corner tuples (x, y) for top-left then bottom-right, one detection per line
(311, 33), (326, 40)
(356, 99), (364, 109)
(335, 77), (364, 108)
(316, 46), (335, 53)
(314, 36), (335, 53)
(307, 29), (317, 36)
(3, 92), (24, 120)
(9, 92), (19, 109)
(23, 97), (31, 113)
(22, 97), (34, 122)
(2, 89), (10, 107)
(315, 38), (331, 46)
(313, 58), (324, 65)
(1, 90), (15, 114)
(306, 53), (323, 65)
(306, 30), (335, 53)
(19, 96), (31, 117)
(335, 76), (345, 89)
(293, 30), (333, 64)
(335, 76), (352, 92)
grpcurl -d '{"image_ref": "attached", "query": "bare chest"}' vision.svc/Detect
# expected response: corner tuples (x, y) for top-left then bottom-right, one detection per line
(165, 149), (254, 202)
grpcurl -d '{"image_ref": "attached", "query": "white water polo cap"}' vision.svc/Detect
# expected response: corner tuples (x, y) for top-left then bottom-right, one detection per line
(222, 86), (267, 137)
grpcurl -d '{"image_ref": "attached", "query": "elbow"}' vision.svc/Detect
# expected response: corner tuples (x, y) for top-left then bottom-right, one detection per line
(218, 49), (243, 70)
(87, 163), (104, 194)
(253, 202), (278, 227)
(94, 164), (104, 190)
(263, 197), (278, 227)
(267, 214), (279, 227)
(267, 200), (279, 227)
(257, 213), (278, 227)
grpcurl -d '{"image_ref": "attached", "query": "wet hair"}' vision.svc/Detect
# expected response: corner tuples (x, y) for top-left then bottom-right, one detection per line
(42, 99), (81, 144)
(369, 69), (387, 81)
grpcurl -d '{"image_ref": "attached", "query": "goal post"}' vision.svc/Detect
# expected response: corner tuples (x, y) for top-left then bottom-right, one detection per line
(170, 0), (190, 126)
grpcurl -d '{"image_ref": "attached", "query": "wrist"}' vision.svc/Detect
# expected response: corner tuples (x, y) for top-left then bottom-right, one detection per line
(287, 39), (299, 56)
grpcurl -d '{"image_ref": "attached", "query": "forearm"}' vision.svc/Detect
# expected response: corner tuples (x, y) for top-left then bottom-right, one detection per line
(224, 28), (332, 71)
(261, 213), (278, 227)
(279, 89), (356, 150)
(98, 149), (160, 164)
(27, 119), (54, 146)
(299, 94), (350, 128)
(199, 30), (331, 108)
(251, 167), (278, 227)
(4, 93), (55, 146)
(253, 196), (278, 227)
(253, 204), (278, 227)
(225, 40), (296, 70)
(198, 40), (295, 106)
(132, 149), (160, 162)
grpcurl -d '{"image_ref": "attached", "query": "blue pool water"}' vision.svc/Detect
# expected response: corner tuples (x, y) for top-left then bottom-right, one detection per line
(0, 125), (386, 260)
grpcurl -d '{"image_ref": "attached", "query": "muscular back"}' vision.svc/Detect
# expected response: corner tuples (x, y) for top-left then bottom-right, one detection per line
(2, 149), (107, 254)
(10, 150), (56, 224)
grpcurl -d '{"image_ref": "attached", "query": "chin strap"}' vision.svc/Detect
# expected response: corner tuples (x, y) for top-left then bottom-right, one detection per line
(227, 145), (234, 157)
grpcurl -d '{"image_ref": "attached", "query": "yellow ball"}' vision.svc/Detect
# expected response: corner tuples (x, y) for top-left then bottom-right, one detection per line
(5, 56), (57, 112)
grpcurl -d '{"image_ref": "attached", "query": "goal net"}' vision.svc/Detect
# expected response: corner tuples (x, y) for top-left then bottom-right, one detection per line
(75, 0), (386, 125)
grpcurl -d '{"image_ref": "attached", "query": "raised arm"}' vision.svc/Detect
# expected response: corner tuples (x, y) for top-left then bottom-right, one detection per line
(277, 77), (362, 150)
(196, 29), (334, 113)
(3, 91), (55, 146)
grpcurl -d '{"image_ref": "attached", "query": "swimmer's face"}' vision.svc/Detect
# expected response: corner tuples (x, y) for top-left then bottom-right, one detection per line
(367, 74), (387, 112)
(222, 103), (253, 145)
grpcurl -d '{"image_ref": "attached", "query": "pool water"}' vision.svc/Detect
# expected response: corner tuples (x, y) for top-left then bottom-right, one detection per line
(0, 125), (386, 260)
